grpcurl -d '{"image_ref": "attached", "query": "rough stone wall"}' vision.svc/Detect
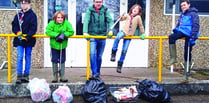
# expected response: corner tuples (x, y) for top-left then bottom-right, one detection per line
(149, 0), (209, 69)
(0, 0), (208, 69)
(0, 0), (44, 69)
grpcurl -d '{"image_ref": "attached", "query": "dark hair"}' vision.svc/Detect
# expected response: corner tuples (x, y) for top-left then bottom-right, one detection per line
(20, 0), (31, 3)
(128, 4), (142, 16)
(53, 11), (66, 23)
(181, 0), (190, 4)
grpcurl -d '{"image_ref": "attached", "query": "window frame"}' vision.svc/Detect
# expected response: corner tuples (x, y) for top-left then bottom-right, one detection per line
(0, 0), (21, 10)
(164, 0), (209, 16)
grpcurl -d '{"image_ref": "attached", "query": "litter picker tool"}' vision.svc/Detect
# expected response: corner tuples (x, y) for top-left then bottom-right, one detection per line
(13, 0), (27, 40)
(110, 12), (126, 30)
(186, 39), (190, 74)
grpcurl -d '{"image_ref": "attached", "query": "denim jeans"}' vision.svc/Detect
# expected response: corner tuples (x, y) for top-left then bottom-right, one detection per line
(112, 31), (131, 63)
(51, 48), (66, 63)
(16, 46), (32, 75)
(90, 38), (106, 76)
(169, 31), (193, 61)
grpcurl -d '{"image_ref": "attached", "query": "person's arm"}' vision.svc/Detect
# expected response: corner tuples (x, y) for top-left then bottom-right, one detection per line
(12, 14), (20, 34)
(26, 13), (37, 40)
(190, 12), (200, 39)
(138, 16), (145, 34)
(83, 9), (91, 34)
(45, 21), (60, 38)
(105, 10), (114, 31)
(64, 21), (74, 37)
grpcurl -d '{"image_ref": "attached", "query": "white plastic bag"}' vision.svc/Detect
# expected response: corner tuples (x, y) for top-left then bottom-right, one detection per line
(52, 85), (73, 103)
(27, 78), (51, 102)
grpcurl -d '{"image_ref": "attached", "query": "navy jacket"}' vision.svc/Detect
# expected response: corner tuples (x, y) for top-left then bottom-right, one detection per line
(12, 9), (37, 47)
(173, 7), (200, 39)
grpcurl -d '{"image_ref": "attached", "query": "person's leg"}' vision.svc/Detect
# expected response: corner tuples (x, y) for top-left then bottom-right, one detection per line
(167, 31), (185, 65)
(22, 46), (32, 83)
(111, 31), (125, 62)
(90, 39), (98, 76)
(117, 39), (131, 73)
(181, 37), (193, 81)
(51, 48), (59, 83)
(96, 39), (106, 75)
(16, 46), (24, 84)
(59, 49), (68, 82)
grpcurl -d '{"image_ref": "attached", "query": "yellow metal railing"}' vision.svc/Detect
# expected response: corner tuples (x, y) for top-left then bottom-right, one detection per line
(1, 34), (209, 83)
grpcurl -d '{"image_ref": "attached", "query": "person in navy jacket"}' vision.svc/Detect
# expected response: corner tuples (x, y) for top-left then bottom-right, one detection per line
(12, 0), (37, 84)
(166, 0), (200, 82)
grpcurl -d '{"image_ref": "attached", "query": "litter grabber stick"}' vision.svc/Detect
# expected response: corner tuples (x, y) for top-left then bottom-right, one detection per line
(110, 12), (126, 30)
(13, 1), (27, 41)
(186, 39), (190, 73)
(107, 12), (126, 38)
(58, 43), (63, 76)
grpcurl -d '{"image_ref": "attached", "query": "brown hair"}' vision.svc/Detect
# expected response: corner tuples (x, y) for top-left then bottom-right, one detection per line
(20, 0), (31, 3)
(181, 0), (190, 4)
(128, 4), (142, 16)
(53, 11), (66, 23)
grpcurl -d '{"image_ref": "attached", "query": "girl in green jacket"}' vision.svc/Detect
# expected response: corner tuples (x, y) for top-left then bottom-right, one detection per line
(46, 11), (74, 83)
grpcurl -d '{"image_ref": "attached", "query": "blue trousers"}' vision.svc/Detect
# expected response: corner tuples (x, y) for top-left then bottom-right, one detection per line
(169, 31), (193, 61)
(16, 46), (32, 75)
(112, 31), (131, 63)
(90, 38), (106, 76)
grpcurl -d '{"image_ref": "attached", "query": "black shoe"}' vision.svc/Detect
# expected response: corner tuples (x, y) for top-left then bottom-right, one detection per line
(117, 62), (123, 73)
(52, 80), (58, 83)
(16, 79), (22, 84)
(21, 74), (29, 83)
(110, 55), (116, 62)
(117, 67), (121, 73)
(60, 79), (68, 83)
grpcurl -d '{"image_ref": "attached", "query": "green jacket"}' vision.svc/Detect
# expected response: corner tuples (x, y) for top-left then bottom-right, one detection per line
(83, 5), (113, 36)
(46, 20), (74, 50)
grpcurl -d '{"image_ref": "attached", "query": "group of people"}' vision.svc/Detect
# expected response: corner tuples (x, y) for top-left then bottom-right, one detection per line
(12, 0), (199, 84)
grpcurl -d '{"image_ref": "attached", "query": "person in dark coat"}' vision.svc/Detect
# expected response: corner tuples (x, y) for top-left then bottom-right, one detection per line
(12, 0), (37, 84)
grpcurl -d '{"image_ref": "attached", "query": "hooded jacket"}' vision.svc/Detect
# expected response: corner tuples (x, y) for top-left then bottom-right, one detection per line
(12, 9), (37, 47)
(46, 20), (74, 50)
(83, 5), (113, 36)
(173, 7), (200, 39)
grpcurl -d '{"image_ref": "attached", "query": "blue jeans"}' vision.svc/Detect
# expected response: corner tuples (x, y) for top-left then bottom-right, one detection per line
(16, 46), (32, 75)
(169, 31), (193, 61)
(112, 31), (131, 63)
(90, 38), (106, 76)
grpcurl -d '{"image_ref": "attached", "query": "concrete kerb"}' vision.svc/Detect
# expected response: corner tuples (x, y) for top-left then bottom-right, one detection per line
(1, 80), (209, 97)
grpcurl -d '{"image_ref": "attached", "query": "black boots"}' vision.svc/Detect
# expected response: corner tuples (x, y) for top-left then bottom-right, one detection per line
(16, 74), (29, 84)
(21, 74), (29, 83)
(117, 62), (123, 73)
(110, 50), (117, 62)
(16, 74), (22, 84)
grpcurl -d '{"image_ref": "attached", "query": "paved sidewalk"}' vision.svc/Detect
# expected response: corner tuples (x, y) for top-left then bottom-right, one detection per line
(1, 67), (195, 83)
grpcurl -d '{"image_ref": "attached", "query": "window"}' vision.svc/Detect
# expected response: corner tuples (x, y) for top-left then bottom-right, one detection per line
(165, 0), (209, 15)
(0, 0), (20, 9)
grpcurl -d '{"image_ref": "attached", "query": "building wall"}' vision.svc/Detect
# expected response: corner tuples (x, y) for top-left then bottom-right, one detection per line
(0, 0), (208, 69)
(0, 0), (44, 69)
(149, 0), (209, 69)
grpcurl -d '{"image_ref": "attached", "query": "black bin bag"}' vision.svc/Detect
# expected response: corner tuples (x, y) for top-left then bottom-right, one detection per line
(82, 77), (107, 103)
(136, 79), (172, 103)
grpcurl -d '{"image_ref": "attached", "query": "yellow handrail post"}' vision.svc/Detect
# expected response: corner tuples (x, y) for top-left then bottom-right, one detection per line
(158, 38), (163, 82)
(7, 36), (12, 83)
(86, 40), (91, 80)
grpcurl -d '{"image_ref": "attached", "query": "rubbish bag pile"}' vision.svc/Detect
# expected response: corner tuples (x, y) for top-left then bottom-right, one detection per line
(27, 78), (51, 102)
(82, 77), (107, 103)
(52, 85), (73, 103)
(109, 86), (139, 102)
(27, 78), (73, 103)
(136, 79), (172, 103)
